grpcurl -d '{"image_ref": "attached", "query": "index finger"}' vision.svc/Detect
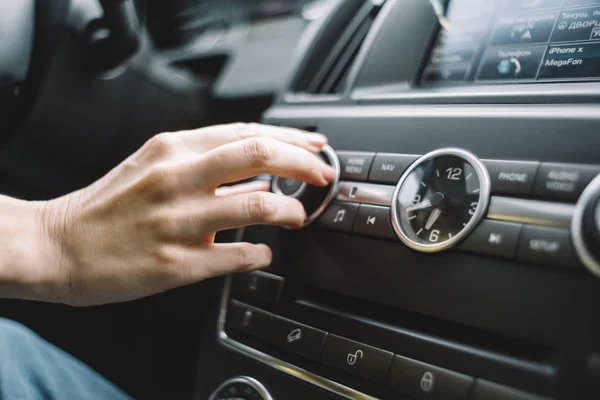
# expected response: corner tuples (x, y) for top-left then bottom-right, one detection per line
(176, 123), (328, 154)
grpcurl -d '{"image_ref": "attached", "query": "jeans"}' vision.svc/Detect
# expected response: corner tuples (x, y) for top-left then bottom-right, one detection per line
(0, 318), (131, 400)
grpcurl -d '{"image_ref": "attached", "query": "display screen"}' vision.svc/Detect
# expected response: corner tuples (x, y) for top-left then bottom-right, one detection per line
(421, 0), (600, 85)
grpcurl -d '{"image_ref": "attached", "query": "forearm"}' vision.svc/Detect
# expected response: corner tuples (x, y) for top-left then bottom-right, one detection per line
(0, 195), (57, 302)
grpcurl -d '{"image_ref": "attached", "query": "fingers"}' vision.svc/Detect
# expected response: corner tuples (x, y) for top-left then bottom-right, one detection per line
(195, 137), (336, 189)
(181, 242), (272, 283)
(177, 123), (328, 154)
(200, 192), (306, 233)
(214, 180), (270, 197)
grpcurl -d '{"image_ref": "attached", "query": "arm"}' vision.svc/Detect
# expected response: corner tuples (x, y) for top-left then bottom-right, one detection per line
(0, 123), (334, 306)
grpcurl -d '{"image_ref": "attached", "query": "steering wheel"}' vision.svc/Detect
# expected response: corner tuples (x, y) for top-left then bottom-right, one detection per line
(0, 0), (35, 144)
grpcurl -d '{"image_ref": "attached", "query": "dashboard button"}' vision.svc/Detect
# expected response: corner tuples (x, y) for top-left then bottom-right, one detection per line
(550, 5), (600, 43)
(490, 11), (557, 46)
(321, 334), (393, 385)
(533, 163), (600, 202)
(231, 271), (284, 304)
(368, 153), (419, 184)
(353, 205), (396, 240)
(337, 151), (375, 181)
(317, 202), (359, 233)
(227, 300), (272, 339)
(476, 45), (546, 81)
(387, 355), (473, 400)
(484, 159), (539, 196)
(267, 315), (327, 362)
(470, 379), (552, 400)
(459, 220), (522, 259)
(516, 225), (580, 268)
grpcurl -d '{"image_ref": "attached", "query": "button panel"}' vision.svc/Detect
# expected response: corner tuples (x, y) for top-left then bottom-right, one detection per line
(224, 300), (554, 400)
(483, 159), (539, 196)
(533, 162), (600, 201)
(353, 204), (396, 240)
(321, 334), (393, 385)
(267, 315), (327, 362)
(459, 220), (522, 259)
(337, 151), (375, 181)
(368, 153), (419, 184)
(516, 225), (581, 268)
(387, 355), (473, 400)
(231, 271), (284, 304)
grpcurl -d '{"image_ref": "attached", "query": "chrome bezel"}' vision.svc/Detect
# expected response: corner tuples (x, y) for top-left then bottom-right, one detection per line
(209, 376), (273, 400)
(571, 174), (600, 278)
(391, 148), (491, 252)
(270, 144), (341, 226)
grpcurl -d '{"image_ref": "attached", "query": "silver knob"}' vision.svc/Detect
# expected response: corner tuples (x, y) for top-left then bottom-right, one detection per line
(572, 174), (600, 278)
(271, 144), (340, 226)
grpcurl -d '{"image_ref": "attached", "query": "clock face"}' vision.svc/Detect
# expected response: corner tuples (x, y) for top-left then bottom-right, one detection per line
(391, 149), (491, 252)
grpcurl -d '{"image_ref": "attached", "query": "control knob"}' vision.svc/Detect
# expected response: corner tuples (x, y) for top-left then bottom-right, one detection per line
(572, 174), (600, 278)
(271, 144), (340, 226)
(209, 376), (273, 400)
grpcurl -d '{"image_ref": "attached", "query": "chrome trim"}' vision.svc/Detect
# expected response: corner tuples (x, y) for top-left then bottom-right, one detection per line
(217, 273), (379, 400)
(302, 144), (342, 226)
(488, 197), (574, 229)
(209, 376), (273, 400)
(336, 186), (575, 229)
(336, 181), (394, 206)
(572, 174), (600, 278)
(264, 104), (600, 120)
(352, 82), (600, 104)
(391, 148), (491, 253)
(271, 177), (307, 199)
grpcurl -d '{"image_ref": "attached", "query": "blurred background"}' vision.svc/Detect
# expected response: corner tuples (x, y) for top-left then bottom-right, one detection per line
(0, 0), (334, 398)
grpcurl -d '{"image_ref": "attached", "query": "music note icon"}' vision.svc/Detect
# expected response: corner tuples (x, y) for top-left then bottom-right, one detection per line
(333, 209), (346, 223)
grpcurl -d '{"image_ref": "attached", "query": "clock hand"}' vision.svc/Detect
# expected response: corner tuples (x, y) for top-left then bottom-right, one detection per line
(425, 207), (443, 230)
(406, 199), (432, 212)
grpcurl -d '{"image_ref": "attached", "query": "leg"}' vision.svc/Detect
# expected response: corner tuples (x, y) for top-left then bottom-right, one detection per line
(0, 318), (131, 400)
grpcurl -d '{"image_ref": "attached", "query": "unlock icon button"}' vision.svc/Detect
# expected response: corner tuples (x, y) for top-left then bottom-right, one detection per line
(346, 349), (363, 366)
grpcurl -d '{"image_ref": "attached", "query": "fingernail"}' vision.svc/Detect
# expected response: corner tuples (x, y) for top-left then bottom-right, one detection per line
(307, 133), (328, 150)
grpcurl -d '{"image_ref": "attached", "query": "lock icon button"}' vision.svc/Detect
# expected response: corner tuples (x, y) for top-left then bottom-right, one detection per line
(420, 371), (435, 392)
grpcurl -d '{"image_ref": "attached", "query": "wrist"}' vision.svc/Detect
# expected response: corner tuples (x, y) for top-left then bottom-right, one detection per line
(0, 195), (66, 302)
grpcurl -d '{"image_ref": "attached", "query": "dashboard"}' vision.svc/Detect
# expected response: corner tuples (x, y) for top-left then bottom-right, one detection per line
(193, 1), (600, 400)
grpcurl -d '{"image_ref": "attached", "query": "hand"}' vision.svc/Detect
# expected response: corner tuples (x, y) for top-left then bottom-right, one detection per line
(34, 123), (335, 306)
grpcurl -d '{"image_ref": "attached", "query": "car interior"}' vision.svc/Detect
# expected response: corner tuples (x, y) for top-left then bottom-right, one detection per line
(2, 0), (600, 399)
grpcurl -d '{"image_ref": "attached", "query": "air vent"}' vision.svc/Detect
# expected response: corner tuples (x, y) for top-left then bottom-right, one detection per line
(293, 1), (383, 95)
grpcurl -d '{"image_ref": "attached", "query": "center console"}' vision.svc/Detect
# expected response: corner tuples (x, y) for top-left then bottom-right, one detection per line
(193, 1), (600, 399)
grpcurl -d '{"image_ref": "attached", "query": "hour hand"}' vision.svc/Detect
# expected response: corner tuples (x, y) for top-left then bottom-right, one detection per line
(406, 199), (432, 212)
(425, 207), (443, 230)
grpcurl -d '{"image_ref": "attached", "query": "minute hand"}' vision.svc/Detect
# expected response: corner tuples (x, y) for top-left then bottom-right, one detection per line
(425, 208), (443, 230)
(406, 199), (432, 212)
